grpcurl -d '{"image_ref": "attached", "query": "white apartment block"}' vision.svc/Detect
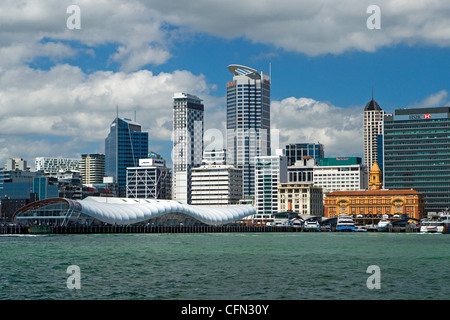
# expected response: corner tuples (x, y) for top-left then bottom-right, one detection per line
(191, 164), (242, 206)
(313, 164), (367, 194)
(80, 153), (105, 185)
(35, 157), (80, 173)
(5, 158), (28, 171)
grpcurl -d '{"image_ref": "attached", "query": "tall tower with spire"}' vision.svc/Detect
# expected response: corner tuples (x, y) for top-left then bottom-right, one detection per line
(363, 90), (385, 171)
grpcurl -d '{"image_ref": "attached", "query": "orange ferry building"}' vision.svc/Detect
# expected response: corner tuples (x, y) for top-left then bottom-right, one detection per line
(324, 162), (425, 220)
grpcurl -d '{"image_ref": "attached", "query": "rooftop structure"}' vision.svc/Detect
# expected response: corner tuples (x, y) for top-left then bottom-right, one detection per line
(13, 197), (255, 226)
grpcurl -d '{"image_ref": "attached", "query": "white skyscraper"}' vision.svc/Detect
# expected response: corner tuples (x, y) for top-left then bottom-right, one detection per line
(226, 64), (271, 199)
(172, 92), (204, 204)
(363, 96), (385, 170)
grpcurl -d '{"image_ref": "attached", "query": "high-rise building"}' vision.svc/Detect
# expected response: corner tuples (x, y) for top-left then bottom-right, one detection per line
(226, 64), (271, 199)
(172, 93), (204, 204)
(285, 143), (324, 166)
(126, 158), (171, 200)
(105, 117), (148, 197)
(80, 154), (105, 185)
(384, 107), (450, 213)
(254, 150), (287, 215)
(363, 96), (386, 170)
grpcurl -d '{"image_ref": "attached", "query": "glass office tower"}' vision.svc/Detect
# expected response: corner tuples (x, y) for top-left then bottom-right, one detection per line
(285, 143), (324, 166)
(105, 117), (148, 197)
(384, 107), (450, 213)
(226, 64), (271, 199)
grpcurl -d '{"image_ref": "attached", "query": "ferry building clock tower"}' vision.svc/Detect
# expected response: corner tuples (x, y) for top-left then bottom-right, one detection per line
(368, 162), (383, 190)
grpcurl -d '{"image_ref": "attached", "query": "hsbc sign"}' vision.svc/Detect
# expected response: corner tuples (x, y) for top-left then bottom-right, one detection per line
(409, 114), (432, 120)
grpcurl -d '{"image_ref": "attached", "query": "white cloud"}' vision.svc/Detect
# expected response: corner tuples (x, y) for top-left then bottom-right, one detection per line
(145, 0), (450, 56)
(0, 64), (219, 165)
(0, 0), (448, 166)
(2, 1), (450, 70)
(0, 0), (171, 70)
(271, 97), (363, 157)
(409, 90), (448, 108)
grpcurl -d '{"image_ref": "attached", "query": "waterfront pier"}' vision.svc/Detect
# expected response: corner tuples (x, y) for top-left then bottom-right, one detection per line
(0, 223), (419, 235)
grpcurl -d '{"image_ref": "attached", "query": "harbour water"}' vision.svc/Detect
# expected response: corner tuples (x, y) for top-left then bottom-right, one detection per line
(0, 232), (449, 300)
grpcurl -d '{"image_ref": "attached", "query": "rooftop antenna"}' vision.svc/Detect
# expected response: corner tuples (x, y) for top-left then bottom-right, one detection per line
(372, 86), (374, 100)
(134, 110), (136, 122)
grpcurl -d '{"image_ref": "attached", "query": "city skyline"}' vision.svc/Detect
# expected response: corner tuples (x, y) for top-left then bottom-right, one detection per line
(0, 1), (449, 167)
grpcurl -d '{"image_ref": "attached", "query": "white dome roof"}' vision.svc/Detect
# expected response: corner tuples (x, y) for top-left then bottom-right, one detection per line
(79, 197), (255, 225)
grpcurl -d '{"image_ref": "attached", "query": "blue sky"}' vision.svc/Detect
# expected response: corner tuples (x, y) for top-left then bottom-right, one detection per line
(0, 0), (449, 167)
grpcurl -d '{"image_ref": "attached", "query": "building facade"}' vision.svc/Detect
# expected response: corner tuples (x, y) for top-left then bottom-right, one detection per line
(254, 151), (287, 215)
(80, 153), (105, 185)
(202, 148), (227, 165)
(126, 158), (171, 200)
(191, 164), (242, 206)
(363, 97), (386, 171)
(35, 157), (80, 173)
(313, 157), (368, 194)
(285, 143), (324, 166)
(105, 117), (149, 197)
(278, 182), (324, 217)
(5, 158), (29, 171)
(287, 156), (317, 183)
(0, 169), (56, 222)
(172, 93), (204, 204)
(324, 162), (425, 220)
(324, 189), (425, 220)
(226, 64), (271, 199)
(384, 106), (450, 213)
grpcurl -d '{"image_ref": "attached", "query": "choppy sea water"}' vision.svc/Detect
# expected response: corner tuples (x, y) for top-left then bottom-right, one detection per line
(0, 232), (449, 300)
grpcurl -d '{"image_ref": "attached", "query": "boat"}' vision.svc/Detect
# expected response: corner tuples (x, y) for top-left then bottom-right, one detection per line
(420, 220), (447, 233)
(303, 220), (320, 232)
(377, 216), (391, 232)
(290, 218), (303, 229)
(420, 218), (449, 234)
(336, 214), (355, 232)
(420, 212), (450, 234)
(354, 225), (368, 232)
